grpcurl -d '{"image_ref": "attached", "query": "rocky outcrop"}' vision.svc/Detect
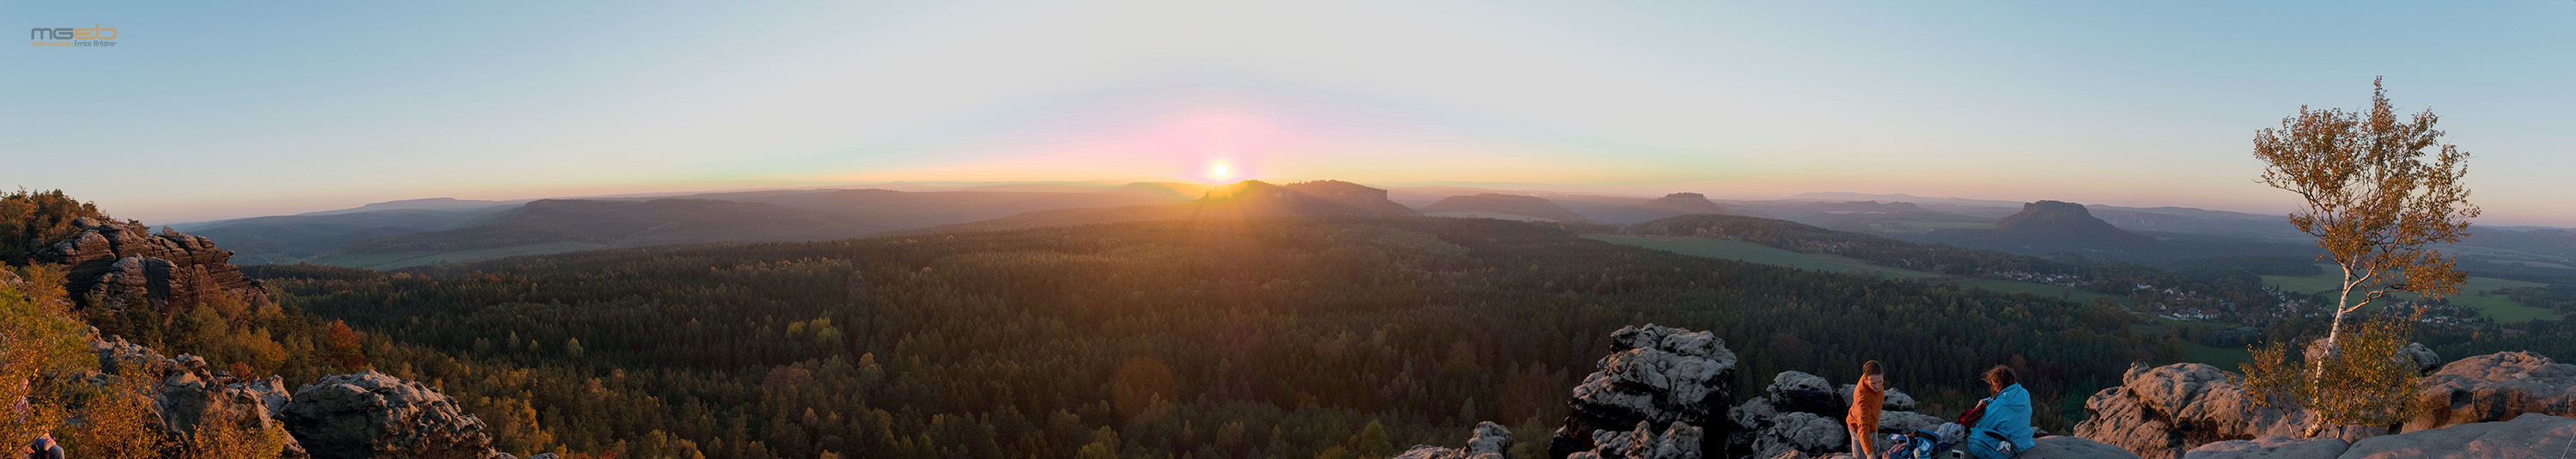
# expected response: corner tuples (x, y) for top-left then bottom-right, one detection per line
(1393, 422), (1512, 459)
(90, 334), (308, 457)
(283, 371), (509, 459)
(2406, 351), (2576, 431)
(2177, 413), (2576, 459)
(2072, 363), (2320, 459)
(2183, 437), (2348, 459)
(1572, 421), (1703, 459)
(1549, 324), (1738, 459)
(2021, 436), (2146, 459)
(2076, 347), (2575, 459)
(37, 217), (271, 313)
(2342, 413), (2575, 459)
(1729, 372), (1945, 459)
(88, 334), (514, 459)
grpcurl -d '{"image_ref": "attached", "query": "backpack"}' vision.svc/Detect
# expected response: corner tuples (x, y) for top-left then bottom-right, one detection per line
(1956, 398), (1988, 425)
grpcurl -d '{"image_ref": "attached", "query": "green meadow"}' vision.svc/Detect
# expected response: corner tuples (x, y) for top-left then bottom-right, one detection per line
(2262, 264), (2555, 322)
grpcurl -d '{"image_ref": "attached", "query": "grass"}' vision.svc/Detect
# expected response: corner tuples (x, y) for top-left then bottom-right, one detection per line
(300, 242), (609, 270)
(2262, 263), (2556, 322)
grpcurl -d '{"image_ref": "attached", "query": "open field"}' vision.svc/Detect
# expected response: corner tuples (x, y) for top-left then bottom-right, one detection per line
(2263, 264), (2556, 322)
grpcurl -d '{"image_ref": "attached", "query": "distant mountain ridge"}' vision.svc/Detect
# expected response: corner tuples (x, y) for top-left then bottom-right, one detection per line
(338, 199), (900, 254)
(1421, 193), (1590, 222)
(904, 180), (1423, 235)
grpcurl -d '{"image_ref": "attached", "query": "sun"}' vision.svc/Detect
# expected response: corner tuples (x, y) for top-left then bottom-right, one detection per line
(1206, 162), (1233, 182)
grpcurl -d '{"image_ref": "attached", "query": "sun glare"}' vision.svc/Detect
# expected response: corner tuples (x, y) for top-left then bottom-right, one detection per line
(1207, 162), (1233, 182)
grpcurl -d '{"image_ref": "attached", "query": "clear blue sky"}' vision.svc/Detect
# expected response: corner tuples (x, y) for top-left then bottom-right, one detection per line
(3, 0), (2571, 226)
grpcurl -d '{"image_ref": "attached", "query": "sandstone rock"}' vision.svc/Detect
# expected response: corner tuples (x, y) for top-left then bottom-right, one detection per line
(2021, 436), (2144, 459)
(283, 370), (508, 459)
(2342, 413), (2576, 459)
(1550, 324), (1737, 459)
(1574, 421), (1704, 459)
(2406, 351), (2576, 431)
(1879, 411), (1944, 434)
(89, 335), (309, 457)
(2182, 437), (2348, 459)
(1394, 421), (1512, 459)
(1750, 412), (1844, 459)
(2074, 363), (2313, 459)
(1768, 371), (1840, 417)
(35, 220), (271, 314)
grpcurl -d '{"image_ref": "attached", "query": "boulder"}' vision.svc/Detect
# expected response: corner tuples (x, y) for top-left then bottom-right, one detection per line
(2021, 436), (2145, 459)
(2182, 437), (2348, 459)
(2342, 413), (2576, 459)
(1571, 421), (1704, 459)
(1768, 371), (1840, 417)
(2405, 351), (2576, 431)
(1393, 421), (1512, 459)
(1750, 412), (1845, 459)
(1550, 324), (1738, 459)
(1836, 384), (1918, 413)
(281, 370), (509, 459)
(2073, 363), (2314, 459)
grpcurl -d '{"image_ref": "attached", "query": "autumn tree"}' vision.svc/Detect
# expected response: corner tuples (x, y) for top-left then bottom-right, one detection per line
(2244, 77), (2476, 435)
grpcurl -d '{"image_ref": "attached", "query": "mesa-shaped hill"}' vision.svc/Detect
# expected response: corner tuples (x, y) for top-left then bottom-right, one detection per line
(1641, 192), (1726, 215)
(1994, 200), (2158, 247)
(906, 180), (1423, 234)
(1421, 193), (1591, 222)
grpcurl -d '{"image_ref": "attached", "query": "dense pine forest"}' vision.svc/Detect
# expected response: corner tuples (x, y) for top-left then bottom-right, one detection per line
(234, 215), (2165, 458)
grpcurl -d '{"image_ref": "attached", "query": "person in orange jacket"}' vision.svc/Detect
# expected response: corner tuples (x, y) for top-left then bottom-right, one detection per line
(1847, 360), (1886, 459)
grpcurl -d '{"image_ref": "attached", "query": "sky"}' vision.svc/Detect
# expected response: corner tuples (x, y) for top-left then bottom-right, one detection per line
(3, 0), (2571, 226)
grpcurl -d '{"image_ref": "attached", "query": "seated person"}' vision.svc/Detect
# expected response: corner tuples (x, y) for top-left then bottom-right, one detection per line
(1964, 365), (2034, 459)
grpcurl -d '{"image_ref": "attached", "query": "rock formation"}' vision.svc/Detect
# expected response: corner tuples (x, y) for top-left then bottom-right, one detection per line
(1728, 371), (1943, 459)
(2183, 437), (2349, 459)
(1549, 324), (1738, 459)
(283, 371), (509, 459)
(2183, 413), (2576, 459)
(88, 334), (515, 459)
(2078, 347), (2576, 459)
(1393, 422), (1513, 459)
(37, 217), (272, 313)
(92, 334), (308, 457)
(2071, 363), (2322, 459)
(2406, 351), (2576, 431)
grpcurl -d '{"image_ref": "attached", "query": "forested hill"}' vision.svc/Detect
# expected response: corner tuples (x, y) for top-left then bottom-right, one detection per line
(259, 215), (2165, 458)
(1625, 213), (2295, 324)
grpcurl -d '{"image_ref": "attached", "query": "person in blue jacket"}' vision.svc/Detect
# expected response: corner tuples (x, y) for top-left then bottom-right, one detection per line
(1964, 365), (2034, 459)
